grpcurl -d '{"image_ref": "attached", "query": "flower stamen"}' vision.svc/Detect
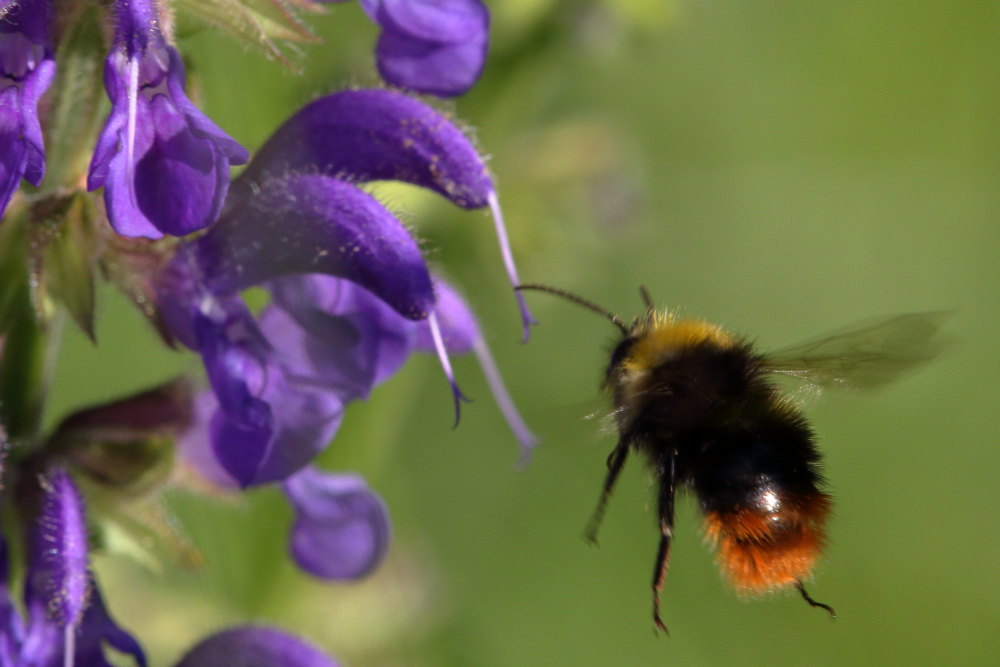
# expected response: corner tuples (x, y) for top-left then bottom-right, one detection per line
(125, 54), (138, 180)
(472, 335), (539, 465)
(427, 311), (470, 426)
(488, 190), (537, 341)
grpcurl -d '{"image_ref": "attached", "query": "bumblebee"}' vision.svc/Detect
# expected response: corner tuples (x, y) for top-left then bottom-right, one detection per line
(517, 284), (948, 632)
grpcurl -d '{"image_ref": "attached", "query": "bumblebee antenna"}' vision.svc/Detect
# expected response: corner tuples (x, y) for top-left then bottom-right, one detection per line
(639, 285), (654, 310)
(516, 284), (628, 335)
(638, 285), (657, 326)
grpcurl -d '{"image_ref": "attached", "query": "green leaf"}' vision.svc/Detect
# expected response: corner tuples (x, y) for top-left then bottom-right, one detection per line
(90, 492), (205, 573)
(30, 193), (100, 340)
(175, 0), (323, 72)
(99, 233), (180, 348)
(0, 214), (46, 442)
(0, 211), (29, 330)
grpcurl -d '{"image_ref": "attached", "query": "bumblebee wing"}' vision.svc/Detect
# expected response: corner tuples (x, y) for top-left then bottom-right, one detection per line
(762, 311), (952, 391)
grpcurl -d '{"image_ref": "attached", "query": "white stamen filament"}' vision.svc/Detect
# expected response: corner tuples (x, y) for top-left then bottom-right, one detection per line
(64, 624), (75, 667)
(126, 55), (139, 179)
(427, 312), (464, 425)
(487, 190), (537, 341)
(472, 335), (539, 466)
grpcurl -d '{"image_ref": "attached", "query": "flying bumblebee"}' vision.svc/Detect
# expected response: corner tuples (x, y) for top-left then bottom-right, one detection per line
(517, 283), (949, 633)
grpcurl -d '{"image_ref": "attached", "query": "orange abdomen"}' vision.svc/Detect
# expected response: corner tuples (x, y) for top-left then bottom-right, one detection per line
(703, 491), (832, 594)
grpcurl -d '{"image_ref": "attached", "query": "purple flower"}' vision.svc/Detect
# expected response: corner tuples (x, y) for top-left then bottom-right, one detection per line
(170, 267), (536, 490)
(161, 89), (536, 489)
(160, 172), (437, 487)
(32, 468), (90, 630)
(13, 581), (144, 667)
(21, 467), (91, 665)
(53, 584), (146, 667)
(360, 0), (490, 97)
(151, 93), (541, 576)
(266, 275), (415, 397)
(271, 274), (538, 461)
(284, 467), (390, 580)
(199, 174), (435, 319)
(87, 0), (248, 238)
(313, 0), (489, 96)
(237, 88), (536, 339)
(176, 626), (338, 667)
(9, 468), (147, 666)
(0, 0), (55, 218)
(193, 299), (343, 488)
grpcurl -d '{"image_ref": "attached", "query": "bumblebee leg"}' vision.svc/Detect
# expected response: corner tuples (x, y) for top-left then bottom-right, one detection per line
(795, 580), (836, 619)
(652, 454), (677, 634)
(584, 437), (630, 544)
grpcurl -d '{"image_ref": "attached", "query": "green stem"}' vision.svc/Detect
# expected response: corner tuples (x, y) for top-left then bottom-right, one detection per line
(0, 211), (60, 449)
(0, 277), (48, 445)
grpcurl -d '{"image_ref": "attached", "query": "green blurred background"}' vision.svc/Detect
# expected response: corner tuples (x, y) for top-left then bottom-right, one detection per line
(50, 1), (998, 665)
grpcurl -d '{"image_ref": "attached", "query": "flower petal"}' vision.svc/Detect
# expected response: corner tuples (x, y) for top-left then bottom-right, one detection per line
(239, 89), (493, 209)
(160, 203), (429, 487)
(185, 296), (347, 487)
(375, 29), (487, 98)
(129, 92), (234, 236)
(179, 308), (349, 489)
(283, 467), (390, 580)
(19, 576), (147, 667)
(233, 89), (534, 336)
(0, 100), (29, 215)
(266, 275), (414, 392)
(176, 390), (240, 489)
(196, 173), (435, 320)
(192, 300), (270, 419)
(360, 0), (489, 96)
(0, 0), (55, 216)
(18, 472), (145, 666)
(176, 626), (337, 667)
(210, 376), (344, 488)
(33, 468), (90, 629)
(372, 0), (486, 42)
(71, 583), (147, 667)
(111, 0), (156, 56)
(207, 399), (274, 489)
